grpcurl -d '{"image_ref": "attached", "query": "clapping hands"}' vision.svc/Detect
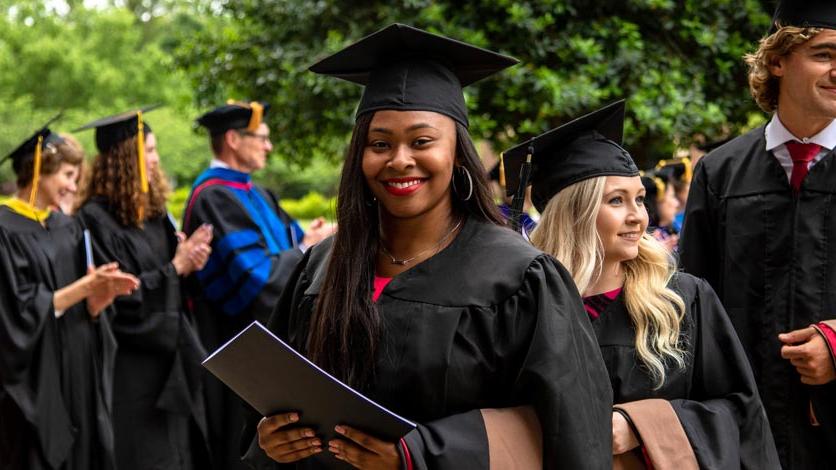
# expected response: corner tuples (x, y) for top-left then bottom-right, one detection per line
(172, 224), (213, 276)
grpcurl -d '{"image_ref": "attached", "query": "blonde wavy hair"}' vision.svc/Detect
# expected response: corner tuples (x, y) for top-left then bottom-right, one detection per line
(744, 25), (822, 113)
(531, 176), (687, 388)
(78, 134), (169, 227)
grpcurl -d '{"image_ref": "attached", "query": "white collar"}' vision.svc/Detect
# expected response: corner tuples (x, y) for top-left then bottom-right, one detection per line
(209, 158), (231, 169)
(765, 114), (836, 151)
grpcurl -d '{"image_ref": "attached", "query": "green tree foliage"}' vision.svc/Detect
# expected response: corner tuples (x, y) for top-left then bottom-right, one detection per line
(0, 1), (215, 189)
(176, 0), (774, 168)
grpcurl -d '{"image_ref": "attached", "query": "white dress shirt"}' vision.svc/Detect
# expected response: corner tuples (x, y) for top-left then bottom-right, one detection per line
(209, 158), (231, 170)
(764, 114), (836, 181)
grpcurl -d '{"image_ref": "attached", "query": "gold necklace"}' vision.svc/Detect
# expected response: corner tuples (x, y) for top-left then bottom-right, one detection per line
(379, 219), (462, 265)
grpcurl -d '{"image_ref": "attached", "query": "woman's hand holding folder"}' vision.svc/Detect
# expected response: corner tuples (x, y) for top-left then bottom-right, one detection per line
(328, 424), (400, 469)
(257, 412), (323, 463)
(258, 412), (401, 468)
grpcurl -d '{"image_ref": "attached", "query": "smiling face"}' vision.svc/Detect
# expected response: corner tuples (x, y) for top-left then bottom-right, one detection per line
(38, 162), (80, 209)
(772, 29), (836, 122)
(362, 110), (457, 220)
(596, 175), (648, 264)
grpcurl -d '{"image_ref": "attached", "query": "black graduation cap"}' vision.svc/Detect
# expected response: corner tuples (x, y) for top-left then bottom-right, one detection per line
(655, 157), (692, 185)
(74, 105), (160, 201)
(196, 100), (271, 136)
(3, 113), (64, 174)
(308, 23), (519, 128)
(503, 100), (638, 213)
(772, 0), (836, 31)
(73, 104), (161, 155)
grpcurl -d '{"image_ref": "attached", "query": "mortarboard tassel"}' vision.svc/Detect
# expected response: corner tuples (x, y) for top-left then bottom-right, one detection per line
(498, 152), (506, 192)
(136, 110), (149, 222)
(28, 135), (44, 209)
(682, 157), (693, 184)
(225, 100), (264, 132)
(247, 102), (263, 132)
(510, 145), (533, 233)
(653, 177), (666, 202)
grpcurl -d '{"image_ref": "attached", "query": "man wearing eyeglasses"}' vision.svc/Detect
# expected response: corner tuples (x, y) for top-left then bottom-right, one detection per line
(183, 100), (333, 470)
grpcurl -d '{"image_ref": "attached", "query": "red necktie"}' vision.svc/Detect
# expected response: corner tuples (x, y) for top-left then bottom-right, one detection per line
(785, 141), (822, 193)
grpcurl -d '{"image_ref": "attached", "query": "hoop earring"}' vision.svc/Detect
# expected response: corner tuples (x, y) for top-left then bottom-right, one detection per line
(454, 166), (473, 201)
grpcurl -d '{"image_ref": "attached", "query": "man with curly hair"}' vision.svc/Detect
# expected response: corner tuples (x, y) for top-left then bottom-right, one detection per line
(680, 2), (836, 468)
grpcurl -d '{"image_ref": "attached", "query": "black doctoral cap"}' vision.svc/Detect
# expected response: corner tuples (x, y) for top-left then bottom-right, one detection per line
(772, 0), (836, 31)
(3, 113), (65, 174)
(503, 100), (638, 213)
(196, 100), (271, 136)
(308, 23), (519, 128)
(73, 104), (161, 155)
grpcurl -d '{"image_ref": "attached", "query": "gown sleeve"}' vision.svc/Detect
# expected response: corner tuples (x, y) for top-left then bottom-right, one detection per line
(78, 210), (181, 353)
(186, 187), (305, 321)
(404, 255), (613, 470)
(679, 160), (722, 291)
(669, 278), (780, 469)
(0, 229), (75, 468)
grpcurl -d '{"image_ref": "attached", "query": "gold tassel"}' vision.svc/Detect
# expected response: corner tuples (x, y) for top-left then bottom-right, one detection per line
(247, 101), (263, 131)
(682, 156), (693, 183)
(226, 99), (263, 131)
(653, 177), (666, 202)
(28, 135), (43, 208)
(137, 111), (149, 222)
(498, 152), (506, 192)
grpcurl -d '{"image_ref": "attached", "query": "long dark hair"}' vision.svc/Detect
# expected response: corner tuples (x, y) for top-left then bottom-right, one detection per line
(307, 112), (503, 388)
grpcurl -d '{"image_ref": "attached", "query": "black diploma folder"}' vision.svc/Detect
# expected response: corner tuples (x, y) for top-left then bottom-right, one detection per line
(202, 321), (416, 450)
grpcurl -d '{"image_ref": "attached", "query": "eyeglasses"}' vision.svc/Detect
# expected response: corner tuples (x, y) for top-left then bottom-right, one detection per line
(238, 131), (272, 144)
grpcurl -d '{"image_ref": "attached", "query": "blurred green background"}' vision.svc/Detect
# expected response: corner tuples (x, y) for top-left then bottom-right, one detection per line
(0, 0), (778, 221)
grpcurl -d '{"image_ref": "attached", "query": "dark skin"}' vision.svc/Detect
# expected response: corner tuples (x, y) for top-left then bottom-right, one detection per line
(257, 110), (462, 468)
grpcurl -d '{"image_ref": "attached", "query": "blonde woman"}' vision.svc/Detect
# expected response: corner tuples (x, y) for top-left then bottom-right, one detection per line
(505, 101), (780, 469)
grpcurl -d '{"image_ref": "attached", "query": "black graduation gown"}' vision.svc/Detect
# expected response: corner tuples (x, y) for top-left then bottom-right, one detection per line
(182, 173), (305, 470)
(592, 273), (779, 469)
(242, 218), (613, 469)
(0, 207), (117, 470)
(680, 126), (836, 469)
(76, 199), (209, 470)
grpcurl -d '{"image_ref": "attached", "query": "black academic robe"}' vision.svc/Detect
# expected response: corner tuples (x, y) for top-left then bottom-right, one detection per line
(680, 126), (836, 469)
(76, 199), (209, 470)
(242, 218), (613, 469)
(182, 170), (305, 470)
(593, 273), (779, 469)
(0, 207), (117, 470)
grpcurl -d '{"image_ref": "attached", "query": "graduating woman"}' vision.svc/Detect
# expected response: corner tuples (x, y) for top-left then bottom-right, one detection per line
(0, 120), (139, 470)
(245, 24), (612, 470)
(75, 108), (213, 470)
(506, 101), (780, 469)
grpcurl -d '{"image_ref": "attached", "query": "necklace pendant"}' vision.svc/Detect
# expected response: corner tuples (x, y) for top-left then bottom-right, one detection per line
(391, 259), (409, 266)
